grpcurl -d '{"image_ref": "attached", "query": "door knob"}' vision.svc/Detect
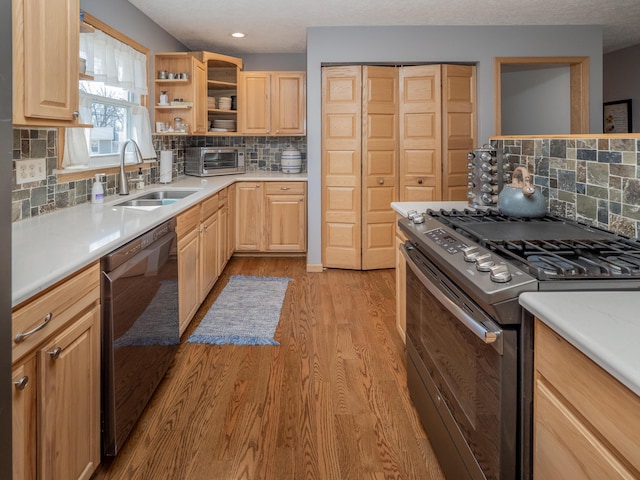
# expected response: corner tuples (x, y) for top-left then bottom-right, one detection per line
(14, 376), (29, 391)
(378, 178), (384, 185)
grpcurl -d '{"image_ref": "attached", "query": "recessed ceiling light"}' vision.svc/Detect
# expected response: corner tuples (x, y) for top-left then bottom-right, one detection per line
(231, 32), (246, 38)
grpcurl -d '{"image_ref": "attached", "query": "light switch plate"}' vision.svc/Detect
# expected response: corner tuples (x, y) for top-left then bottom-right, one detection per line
(16, 158), (47, 184)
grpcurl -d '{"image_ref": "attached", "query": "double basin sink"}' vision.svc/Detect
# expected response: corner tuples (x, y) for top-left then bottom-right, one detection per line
(114, 190), (197, 210)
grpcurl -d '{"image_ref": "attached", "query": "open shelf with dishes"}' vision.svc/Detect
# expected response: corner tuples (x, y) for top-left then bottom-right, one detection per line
(194, 52), (243, 135)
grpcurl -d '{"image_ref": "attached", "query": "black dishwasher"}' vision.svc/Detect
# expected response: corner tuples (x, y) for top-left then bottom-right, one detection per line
(101, 218), (179, 457)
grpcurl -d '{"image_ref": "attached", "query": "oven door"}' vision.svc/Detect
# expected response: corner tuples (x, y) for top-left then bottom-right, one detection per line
(202, 149), (238, 171)
(402, 243), (518, 480)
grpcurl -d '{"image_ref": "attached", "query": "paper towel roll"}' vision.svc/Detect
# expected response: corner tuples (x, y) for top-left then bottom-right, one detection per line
(159, 150), (172, 183)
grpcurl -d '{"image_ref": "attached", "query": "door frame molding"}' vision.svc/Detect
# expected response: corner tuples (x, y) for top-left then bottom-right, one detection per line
(494, 56), (590, 135)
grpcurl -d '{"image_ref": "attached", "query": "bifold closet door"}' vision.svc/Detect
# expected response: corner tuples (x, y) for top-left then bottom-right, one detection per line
(322, 66), (363, 270)
(442, 65), (476, 200)
(361, 66), (398, 270)
(399, 65), (442, 201)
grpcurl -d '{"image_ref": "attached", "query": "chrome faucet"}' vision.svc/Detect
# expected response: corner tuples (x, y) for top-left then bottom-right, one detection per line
(118, 139), (144, 195)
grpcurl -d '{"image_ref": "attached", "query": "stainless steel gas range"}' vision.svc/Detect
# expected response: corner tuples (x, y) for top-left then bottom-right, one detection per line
(399, 208), (640, 480)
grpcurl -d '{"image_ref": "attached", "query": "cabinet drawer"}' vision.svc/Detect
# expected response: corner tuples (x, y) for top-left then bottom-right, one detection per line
(177, 204), (200, 237)
(535, 321), (640, 473)
(200, 193), (219, 220)
(12, 262), (100, 364)
(264, 181), (305, 195)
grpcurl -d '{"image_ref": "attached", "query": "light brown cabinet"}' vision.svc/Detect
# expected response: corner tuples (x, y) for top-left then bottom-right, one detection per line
(176, 191), (235, 334)
(13, 0), (81, 126)
(534, 319), (640, 479)
(394, 222), (408, 342)
(12, 263), (101, 480)
(199, 193), (220, 302)
(236, 181), (307, 253)
(239, 71), (306, 136)
(194, 51), (243, 135)
(154, 53), (207, 135)
(176, 205), (201, 334)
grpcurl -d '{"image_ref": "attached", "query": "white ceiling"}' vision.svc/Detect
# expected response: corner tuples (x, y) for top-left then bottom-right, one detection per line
(128, 0), (640, 55)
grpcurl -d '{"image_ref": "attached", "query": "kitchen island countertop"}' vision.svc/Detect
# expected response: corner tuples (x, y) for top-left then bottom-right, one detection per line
(12, 172), (307, 307)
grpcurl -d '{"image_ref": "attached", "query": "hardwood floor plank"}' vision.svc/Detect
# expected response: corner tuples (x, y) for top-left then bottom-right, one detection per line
(92, 257), (445, 480)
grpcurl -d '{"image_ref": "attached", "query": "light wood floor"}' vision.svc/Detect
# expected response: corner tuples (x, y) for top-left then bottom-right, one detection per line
(93, 257), (445, 480)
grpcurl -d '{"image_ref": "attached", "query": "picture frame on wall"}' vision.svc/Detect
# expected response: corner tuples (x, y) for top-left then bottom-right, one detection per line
(603, 99), (632, 134)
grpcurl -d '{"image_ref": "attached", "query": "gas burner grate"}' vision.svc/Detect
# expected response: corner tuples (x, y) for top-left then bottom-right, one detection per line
(487, 238), (640, 280)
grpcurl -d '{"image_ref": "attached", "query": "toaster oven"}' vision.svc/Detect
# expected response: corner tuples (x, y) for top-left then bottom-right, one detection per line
(184, 147), (245, 177)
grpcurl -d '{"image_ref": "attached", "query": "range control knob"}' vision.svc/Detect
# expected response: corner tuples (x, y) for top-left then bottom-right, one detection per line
(475, 253), (495, 272)
(462, 246), (481, 262)
(489, 264), (512, 283)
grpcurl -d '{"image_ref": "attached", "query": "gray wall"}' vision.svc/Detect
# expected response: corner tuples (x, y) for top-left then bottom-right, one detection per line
(305, 25), (603, 267)
(241, 53), (306, 71)
(604, 43), (640, 133)
(1, 0), (12, 474)
(501, 65), (571, 135)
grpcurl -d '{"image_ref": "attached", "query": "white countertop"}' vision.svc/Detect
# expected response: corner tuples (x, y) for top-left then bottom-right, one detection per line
(520, 292), (640, 397)
(12, 172), (307, 307)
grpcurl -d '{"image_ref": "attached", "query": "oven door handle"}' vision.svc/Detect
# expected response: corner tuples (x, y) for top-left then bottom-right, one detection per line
(402, 244), (503, 354)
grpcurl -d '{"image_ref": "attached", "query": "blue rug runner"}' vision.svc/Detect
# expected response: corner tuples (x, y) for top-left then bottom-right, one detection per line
(187, 275), (292, 346)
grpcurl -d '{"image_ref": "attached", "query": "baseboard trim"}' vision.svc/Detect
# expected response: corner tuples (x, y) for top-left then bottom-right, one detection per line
(306, 264), (324, 273)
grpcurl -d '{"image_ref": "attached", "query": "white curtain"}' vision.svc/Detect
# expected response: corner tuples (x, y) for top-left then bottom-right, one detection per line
(66, 28), (154, 168)
(62, 93), (92, 168)
(81, 29), (148, 95)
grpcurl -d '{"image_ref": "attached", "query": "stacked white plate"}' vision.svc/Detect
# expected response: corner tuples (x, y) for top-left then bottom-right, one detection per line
(217, 96), (232, 110)
(212, 119), (236, 131)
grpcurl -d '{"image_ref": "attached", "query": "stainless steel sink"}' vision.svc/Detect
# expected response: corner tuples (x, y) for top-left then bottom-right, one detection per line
(114, 190), (197, 209)
(134, 190), (196, 200)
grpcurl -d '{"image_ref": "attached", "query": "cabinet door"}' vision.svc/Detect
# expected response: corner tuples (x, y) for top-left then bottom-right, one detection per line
(227, 184), (236, 259)
(194, 60), (208, 133)
(218, 203), (228, 273)
(14, 0), (80, 124)
(178, 228), (200, 333)
(395, 225), (408, 343)
(265, 192), (306, 252)
(39, 306), (100, 480)
(199, 213), (218, 301)
(235, 182), (264, 251)
(239, 72), (271, 134)
(272, 72), (306, 135)
(12, 356), (37, 480)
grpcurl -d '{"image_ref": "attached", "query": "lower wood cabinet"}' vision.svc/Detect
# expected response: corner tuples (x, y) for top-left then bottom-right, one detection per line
(534, 319), (640, 479)
(395, 221), (408, 343)
(177, 189), (235, 334)
(236, 181), (306, 253)
(12, 263), (101, 480)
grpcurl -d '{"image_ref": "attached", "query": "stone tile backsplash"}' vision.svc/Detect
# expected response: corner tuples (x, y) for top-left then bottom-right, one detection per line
(12, 128), (307, 222)
(494, 137), (640, 239)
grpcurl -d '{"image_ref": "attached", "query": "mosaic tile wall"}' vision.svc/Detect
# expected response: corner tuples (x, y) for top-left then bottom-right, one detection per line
(495, 137), (640, 238)
(12, 128), (307, 221)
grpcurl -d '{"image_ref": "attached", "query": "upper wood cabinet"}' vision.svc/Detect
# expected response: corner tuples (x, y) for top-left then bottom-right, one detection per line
(13, 0), (81, 126)
(239, 71), (306, 136)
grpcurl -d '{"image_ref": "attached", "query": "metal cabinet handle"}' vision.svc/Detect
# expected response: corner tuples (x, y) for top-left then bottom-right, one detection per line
(256, 184), (261, 188)
(47, 347), (62, 359)
(15, 312), (52, 343)
(14, 376), (29, 391)
(280, 186), (290, 191)
(73, 111), (79, 118)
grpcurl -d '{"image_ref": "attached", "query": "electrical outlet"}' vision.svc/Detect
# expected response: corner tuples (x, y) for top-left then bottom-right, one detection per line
(16, 158), (47, 185)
